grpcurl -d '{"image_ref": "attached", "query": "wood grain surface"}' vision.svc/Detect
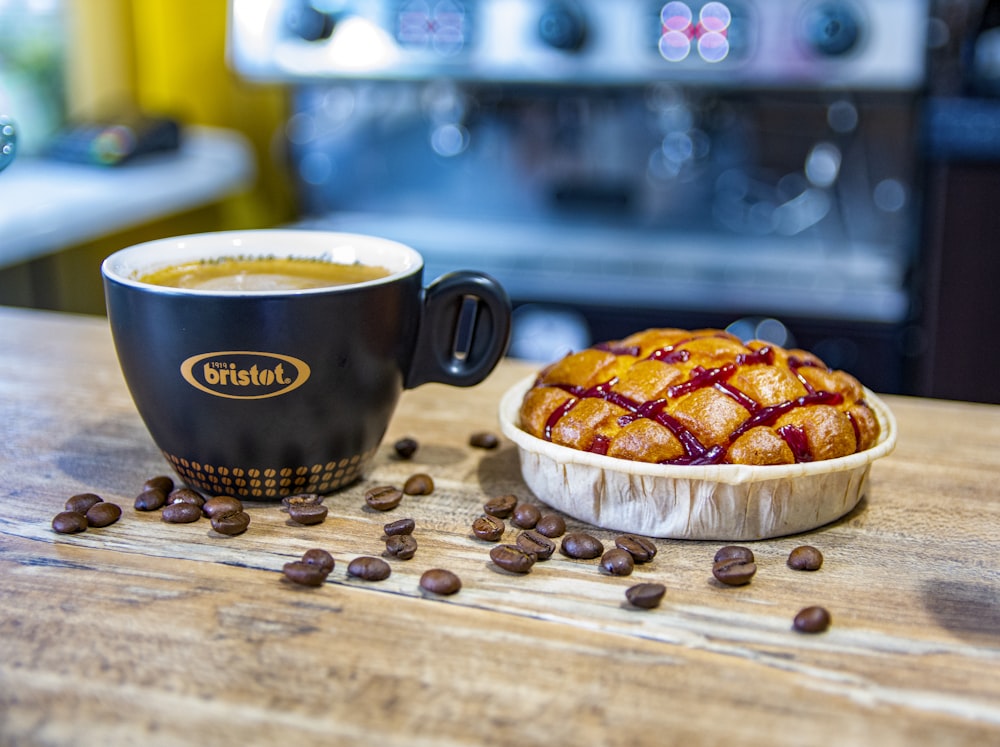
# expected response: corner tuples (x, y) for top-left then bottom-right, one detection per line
(1, 306), (999, 746)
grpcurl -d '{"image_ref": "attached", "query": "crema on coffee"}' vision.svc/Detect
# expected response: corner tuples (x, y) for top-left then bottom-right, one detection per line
(139, 256), (391, 291)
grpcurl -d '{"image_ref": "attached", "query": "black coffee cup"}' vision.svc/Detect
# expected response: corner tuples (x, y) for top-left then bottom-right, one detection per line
(102, 230), (511, 499)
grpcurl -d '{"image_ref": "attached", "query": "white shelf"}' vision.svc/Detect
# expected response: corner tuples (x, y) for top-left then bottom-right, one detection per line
(0, 126), (256, 269)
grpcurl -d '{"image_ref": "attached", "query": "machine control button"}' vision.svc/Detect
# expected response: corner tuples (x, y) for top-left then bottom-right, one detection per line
(284, 0), (336, 42)
(802, 1), (861, 56)
(539, 2), (587, 51)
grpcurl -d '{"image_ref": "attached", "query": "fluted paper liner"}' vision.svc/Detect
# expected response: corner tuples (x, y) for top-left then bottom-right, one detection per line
(499, 376), (897, 540)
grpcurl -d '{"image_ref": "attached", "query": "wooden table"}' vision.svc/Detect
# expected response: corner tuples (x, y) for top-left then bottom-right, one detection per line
(2, 306), (999, 746)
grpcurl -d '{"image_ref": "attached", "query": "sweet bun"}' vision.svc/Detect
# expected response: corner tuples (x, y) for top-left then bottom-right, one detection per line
(518, 328), (879, 467)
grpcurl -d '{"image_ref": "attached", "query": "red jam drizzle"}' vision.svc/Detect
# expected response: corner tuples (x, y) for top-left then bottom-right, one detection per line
(715, 381), (759, 412)
(777, 424), (811, 462)
(593, 342), (641, 356)
(541, 340), (854, 464)
(588, 434), (611, 455)
(544, 396), (580, 442)
(729, 390), (843, 439)
(666, 363), (736, 398)
(647, 348), (690, 364)
(788, 355), (826, 394)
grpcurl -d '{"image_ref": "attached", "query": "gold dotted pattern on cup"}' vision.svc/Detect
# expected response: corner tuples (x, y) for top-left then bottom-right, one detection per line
(162, 449), (376, 499)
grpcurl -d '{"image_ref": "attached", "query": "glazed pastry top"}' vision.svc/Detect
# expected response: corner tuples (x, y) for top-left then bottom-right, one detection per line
(518, 328), (881, 466)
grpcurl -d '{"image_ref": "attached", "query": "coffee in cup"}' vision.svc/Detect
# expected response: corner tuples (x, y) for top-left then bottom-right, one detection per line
(102, 230), (511, 500)
(139, 255), (391, 291)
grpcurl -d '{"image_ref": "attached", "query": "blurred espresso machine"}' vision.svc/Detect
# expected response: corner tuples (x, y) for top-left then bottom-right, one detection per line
(228, 0), (929, 393)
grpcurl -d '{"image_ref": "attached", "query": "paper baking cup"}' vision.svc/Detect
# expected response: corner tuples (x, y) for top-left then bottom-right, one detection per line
(498, 376), (897, 541)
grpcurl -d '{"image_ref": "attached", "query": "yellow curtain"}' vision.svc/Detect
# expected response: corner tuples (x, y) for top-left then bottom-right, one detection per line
(69, 0), (297, 229)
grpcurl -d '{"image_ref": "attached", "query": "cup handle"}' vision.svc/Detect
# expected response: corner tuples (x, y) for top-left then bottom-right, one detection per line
(404, 271), (511, 389)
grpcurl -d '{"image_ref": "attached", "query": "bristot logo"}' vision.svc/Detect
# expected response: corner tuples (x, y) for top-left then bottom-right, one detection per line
(180, 351), (310, 400)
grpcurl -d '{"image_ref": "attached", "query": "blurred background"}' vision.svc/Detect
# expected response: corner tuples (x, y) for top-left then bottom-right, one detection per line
(0, 0), (997, 403)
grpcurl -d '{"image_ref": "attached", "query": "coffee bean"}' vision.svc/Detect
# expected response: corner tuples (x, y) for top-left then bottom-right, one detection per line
(600, 548), (635, 576)
(301, 548), (335, 574)
(144, 476), (174, 494)
(393, 437), (419, 460)
(714, 545), (754, 564)
(134, 489), (167, 512)
(384, 517), (416, 536)
(385, 534), (418, 560)
(469, 431), (499, 449)
(85, 502), (122, 528)
(288, 503), (328, 526)
(211, 511), (250, 536)
(534, 514), (566, 538)
(167, 488), (204, 508)
(490, 544), (537, 574)
(625, 582), (667, 610)
(347, 556), (391, 581)
(712, 558), (757, 586)
(282, 492), (323, 508)
(560, 532), (604, 560)
(787, 545), (824, 571)
(65, 493), (102, 514)
(793, 606), (831, 633)
(403, 473), (434, 496)
(364, 485), (403, 511)
(483, 493), (518, 519)
(202, 495), (243, 519)
(420, 568), (461, 595)
(615, 534), (657, 564)
(516, 530), (556, 560)
(471, 514), (505, 542)
(511, 503), (541, 529)
(282, 560), (329, 587)
(162, 502), (202, 524)
(52, 511), (87, 534)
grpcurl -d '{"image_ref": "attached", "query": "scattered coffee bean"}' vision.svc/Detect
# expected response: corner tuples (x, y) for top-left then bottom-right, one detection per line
(65, 493), (103, 514)
(385, 534), (418, 560)
(511, 503), (541, 529)
(625, 582), (667, 610)
(384, 517), (416, 536)
(490, 544), (537, 574)
(420, 568), (462, 595)
(202, 495), (243, 519)
(516, 530), (556, 560)
(469, 431), (499, 449)
(282, 560), (329, 587)
(167, 488), (205, 508)
(347, 555), (391, 581)
(714, 545), (755, 564)
(600, 548), (635, 576)
(615, 534), (657, 564)
(403, 473), (434, 496)
(211, 510), (250, 536)
(560, 532), (604, 560)
(364, 485), (403, 511)
(85, 501), (122, 528)
(301, 548), (335, 574)
(134, 488), (167, 512)
(472, 514), (505, 541)
(483, 493), (518, 519)
(162, 502), (202, 524)
(793, 606), (832, 633)
(787, 545), (824, 571)
(712, 557), (757, 586)
(393, 437), (419, 460)
(282, 492), (323, 508)
(288, 503), (328, 526)
(52, 511), (87, 534)
(144, 476), (174, 494)
(534, 514), (566, 538)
